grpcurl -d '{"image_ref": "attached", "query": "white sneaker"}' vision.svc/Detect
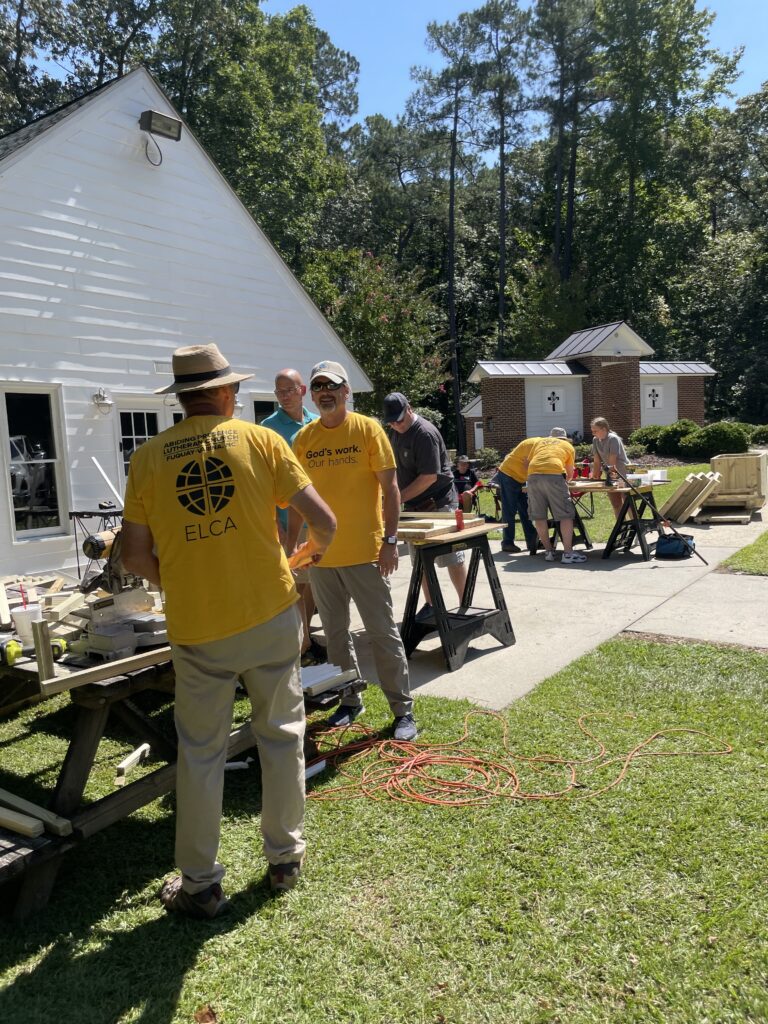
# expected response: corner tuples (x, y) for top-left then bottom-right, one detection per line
(561, 551), (587, 564)
(544, 550), (556, 562)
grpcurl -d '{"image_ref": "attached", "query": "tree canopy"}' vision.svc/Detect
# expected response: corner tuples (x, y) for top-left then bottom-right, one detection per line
(1, 0), (766, 433)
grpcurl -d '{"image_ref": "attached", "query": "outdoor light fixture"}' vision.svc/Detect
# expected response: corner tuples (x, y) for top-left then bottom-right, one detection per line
(92, 388), (114, 415)
(139, 110), (182, 142)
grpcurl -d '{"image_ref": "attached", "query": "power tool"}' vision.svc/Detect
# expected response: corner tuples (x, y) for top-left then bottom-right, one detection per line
(0, 638), (23, 667)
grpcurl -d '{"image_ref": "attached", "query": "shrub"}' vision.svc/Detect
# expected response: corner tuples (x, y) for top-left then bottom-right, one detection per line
(474, 446), (501, 470)
(413, 406), (443, 429)
(573, 443), (592, 461)
(750, 425), (768, 445)
(678, 421), (751, 460)
(628, 424), (664, 452)
(726, 421), (757, 440)
(656, 419), (700, 456)
(626, 443), (648, 460)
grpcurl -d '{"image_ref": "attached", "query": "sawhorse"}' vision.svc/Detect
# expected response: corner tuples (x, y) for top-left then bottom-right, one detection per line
(400, 529), (515, 671)
(603, 486), (660, 560)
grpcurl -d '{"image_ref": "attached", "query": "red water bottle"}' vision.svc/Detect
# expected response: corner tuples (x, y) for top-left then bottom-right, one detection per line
(455, 508), (464, 531)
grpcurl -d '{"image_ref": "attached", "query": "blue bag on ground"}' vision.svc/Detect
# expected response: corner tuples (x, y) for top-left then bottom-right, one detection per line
(655, 533), (695, 559)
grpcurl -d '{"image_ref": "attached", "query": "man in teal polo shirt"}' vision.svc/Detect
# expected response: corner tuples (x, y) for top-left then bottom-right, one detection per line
(262, 368), (323, 663)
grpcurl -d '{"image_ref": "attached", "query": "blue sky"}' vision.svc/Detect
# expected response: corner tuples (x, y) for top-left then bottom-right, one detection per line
(265, 0), (767, 122)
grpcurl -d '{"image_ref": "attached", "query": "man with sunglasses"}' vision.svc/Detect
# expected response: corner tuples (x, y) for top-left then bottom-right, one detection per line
(291, 361), (418, 741)
(262, 369), (324, 666)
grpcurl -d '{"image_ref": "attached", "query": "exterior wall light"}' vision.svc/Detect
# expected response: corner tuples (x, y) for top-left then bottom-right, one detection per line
(92, 387), (114, 415)
(139, 110), (182, 141)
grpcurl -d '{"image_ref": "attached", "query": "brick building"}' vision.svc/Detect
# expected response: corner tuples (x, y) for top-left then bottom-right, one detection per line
(464, 321), (715, 458)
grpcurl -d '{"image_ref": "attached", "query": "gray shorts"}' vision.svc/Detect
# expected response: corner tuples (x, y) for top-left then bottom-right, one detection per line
(407, 498), (465, 568)
(526, 474), (574, 521)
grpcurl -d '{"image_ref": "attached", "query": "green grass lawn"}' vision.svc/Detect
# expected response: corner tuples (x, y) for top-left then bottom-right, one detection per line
(722, 528), (768, 576)
(1, 636), (766, 1023)
(477, 464), (709, 546)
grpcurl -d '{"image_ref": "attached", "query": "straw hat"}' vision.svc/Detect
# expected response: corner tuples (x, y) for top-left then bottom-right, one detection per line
(155, 344), (254, 395)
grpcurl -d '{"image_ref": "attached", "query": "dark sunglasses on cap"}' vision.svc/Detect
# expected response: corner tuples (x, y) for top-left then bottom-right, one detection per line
(310, 379), (344, 392)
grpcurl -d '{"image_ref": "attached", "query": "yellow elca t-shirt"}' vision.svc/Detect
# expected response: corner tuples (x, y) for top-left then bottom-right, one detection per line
(499, 437), (541, 483)
(292, 412), (395, 568)
(527, 437), (575, 476)
(123, 416), (310, 645)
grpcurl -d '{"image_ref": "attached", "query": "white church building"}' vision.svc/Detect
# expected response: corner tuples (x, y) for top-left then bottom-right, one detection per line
(0, 68), (369, 577)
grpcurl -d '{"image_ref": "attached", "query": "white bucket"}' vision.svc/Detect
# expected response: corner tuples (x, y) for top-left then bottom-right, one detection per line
(12, 605), (43, 647)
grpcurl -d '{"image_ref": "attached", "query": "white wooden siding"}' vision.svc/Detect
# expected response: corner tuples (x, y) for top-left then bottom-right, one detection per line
(525, 378), (583, 439)
(640, 377), (678, 427)
(0, 69), (368, 575)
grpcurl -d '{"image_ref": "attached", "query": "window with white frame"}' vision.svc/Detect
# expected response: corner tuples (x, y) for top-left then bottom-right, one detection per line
(3, 390), (63, 534)
(120, 410), (160, 477)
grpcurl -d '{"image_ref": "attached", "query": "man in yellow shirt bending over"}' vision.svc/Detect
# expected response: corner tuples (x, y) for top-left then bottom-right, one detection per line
(291, 360), (418, 742)
(526, 427), (586, 565)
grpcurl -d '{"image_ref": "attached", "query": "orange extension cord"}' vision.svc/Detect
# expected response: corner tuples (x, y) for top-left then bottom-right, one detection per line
(305, 711), (732, 807)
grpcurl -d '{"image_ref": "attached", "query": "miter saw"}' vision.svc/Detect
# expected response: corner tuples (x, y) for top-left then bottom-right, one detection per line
(80, 525), (143, 595)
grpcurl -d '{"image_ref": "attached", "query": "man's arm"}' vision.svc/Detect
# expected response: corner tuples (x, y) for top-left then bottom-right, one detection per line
(375, 467), (401, 577)
(288, 485), (336, 562)
(399, 472), (438, 503)
(120, 521), (161, 586)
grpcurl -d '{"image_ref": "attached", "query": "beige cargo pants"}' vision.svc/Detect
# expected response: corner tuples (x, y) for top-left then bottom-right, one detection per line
(170, 603), (306, 894)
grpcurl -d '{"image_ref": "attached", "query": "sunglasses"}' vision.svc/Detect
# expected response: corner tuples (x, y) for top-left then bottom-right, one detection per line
(310, 380), (344, 392)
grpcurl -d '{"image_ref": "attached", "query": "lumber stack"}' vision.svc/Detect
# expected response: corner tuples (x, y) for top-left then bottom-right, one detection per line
(658, 472), (722, 524)
(397, 515), (485, 541)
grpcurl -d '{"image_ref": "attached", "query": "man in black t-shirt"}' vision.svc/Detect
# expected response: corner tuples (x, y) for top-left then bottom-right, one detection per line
(383, 393), (467, 611)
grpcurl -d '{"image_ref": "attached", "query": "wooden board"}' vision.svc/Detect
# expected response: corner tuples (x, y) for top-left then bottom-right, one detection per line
(658, 474), (698, 518)
(693, 511), (753, 524)
(674, 473), (721, 524)
(399, 511), (483, 521)
(407, 522), (507, 546)
(700, 493), (765, 508)
(38, 646), (173, 699)
(0, 807), (44, 839)
(0, 787), (72, 836)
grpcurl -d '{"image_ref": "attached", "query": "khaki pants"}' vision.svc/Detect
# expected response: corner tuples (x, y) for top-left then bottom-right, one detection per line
(170, 604), (306, 894)
(310, 562), (412, 717)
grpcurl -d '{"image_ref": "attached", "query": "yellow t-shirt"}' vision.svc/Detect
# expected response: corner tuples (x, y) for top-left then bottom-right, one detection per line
(527, 437), (575, 476)
(123, 416), (310, 645)
(499, 437), (542, 483)
(292, 412), (395, 568)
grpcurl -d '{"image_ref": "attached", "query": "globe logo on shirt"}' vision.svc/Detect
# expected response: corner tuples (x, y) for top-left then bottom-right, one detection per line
(176, 457), (235, 516)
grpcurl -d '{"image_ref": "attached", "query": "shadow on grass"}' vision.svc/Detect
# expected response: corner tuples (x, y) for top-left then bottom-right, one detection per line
(0, 801), (284, 1024)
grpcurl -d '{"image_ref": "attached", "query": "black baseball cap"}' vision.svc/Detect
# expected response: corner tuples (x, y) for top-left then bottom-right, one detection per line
(383, 392), (409, 424)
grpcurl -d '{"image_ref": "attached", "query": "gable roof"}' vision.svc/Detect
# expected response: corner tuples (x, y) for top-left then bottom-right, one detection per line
(546, 321), (654, 360)
(468, 360), (589, 382)
(0, 75), (126, 163)
(0, 67), (373, 393)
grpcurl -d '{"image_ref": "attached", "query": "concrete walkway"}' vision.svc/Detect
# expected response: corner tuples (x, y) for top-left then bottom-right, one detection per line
(346, 512), (768, 710)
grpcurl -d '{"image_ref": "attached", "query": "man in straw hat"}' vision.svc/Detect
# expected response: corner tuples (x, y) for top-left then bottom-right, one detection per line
(121, 343), (336, 918)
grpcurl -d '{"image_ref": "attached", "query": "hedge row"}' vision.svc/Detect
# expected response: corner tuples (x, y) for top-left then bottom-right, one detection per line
(628, 419), (763, 460)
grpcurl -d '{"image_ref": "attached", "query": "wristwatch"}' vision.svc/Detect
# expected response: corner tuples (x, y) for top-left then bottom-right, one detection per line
(383, 535), (398, 545)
